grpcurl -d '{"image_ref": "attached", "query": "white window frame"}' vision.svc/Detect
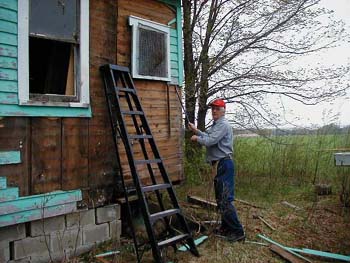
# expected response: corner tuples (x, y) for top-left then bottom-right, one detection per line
(129, 16), (171, 82)
(18, 0), (90, 108)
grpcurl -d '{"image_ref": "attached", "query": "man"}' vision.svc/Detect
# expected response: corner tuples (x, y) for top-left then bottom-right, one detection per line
(188, 98), (245, 242)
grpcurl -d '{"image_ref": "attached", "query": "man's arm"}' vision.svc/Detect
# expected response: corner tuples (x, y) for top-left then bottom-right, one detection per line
(196, 122), (227, 146)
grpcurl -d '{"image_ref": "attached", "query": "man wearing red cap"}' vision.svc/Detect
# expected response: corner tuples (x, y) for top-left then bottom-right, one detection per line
(189, 99), (245, 242)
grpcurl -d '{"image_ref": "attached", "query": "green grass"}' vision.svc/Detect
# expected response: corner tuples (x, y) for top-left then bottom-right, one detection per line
(184, 130), (350, 206)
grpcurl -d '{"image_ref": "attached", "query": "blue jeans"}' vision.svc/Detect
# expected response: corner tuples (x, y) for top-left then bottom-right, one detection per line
(214, 159), (244, 234)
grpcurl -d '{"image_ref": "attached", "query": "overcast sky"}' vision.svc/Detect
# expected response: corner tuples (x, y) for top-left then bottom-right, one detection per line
(280, 0), (350, 127)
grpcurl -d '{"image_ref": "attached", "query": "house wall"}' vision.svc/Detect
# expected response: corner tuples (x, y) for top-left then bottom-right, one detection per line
(0, 0), (184, 204)
(116, 0), (184, 185)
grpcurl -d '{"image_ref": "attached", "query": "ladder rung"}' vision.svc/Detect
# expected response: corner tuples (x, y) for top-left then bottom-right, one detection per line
(150, 208), (180, 223)
(142, 183), (171, 193)
(134, 159), (161, 165)
(115, 87), (135, 93)
(121, 110), (144, 115)
(158, 234), (189, 248)
(129, 135), (153, 140)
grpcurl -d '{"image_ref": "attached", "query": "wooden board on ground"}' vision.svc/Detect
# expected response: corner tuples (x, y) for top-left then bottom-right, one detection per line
(270, 244), (304, 263)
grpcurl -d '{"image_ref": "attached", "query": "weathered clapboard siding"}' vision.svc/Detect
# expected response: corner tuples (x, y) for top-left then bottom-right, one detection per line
(116, 0), (183, 184)
(0, 189), (81, 227)
(0, 0), (91, 117)
(0, 0), (184, 207)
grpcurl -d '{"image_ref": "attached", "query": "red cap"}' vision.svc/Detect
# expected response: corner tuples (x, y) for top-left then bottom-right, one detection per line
(209, 99), (226, 108)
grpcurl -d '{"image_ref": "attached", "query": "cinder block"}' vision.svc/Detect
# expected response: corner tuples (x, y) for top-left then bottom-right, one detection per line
(13, 236), (51, 260)
(0, 224), (26, 242)
(66, 243), (95, 259)
(96, 204), (120, 224)
(109, 220), (122, 242)
(7, 257), (31, 263)
(0, 241), (10, 262)
(82, 223), (110, 245)
(66, 209), (95, 228)
(30, 215), (65, 236)
(51, 227), (83, 254)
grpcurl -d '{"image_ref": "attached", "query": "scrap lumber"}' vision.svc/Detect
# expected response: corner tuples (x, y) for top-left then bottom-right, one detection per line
(257, 215), (276, 231)
(178, 235), (208, 252)
(270, 244), (304, 263)
(258, 234), (312, 263)
(281, 201), (302, 211)
(187, 195), (217, 210)
(187, 195), (262, 209)
(285, 247), (350, 262)
(235, 198), (264, 208)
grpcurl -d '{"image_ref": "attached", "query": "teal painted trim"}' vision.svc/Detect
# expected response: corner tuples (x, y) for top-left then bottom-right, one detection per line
(0, 177), (6, 189)
(0, 19), (16, 34)
(0, 151), (21, 165)
(0, 56), (16, 69)
(178, 235), (208, 251)
(0, 201), (78, 227)
(0, 80), (17, 92)
(0, 187), (19, 202)
(0, 190), (82, 215)
(0, 67), (16, 80)
(171, 69), (179, 77)
(0, 92), (17, 104)
(258, 234), (312, 263)
(158, 0), (180, 8)
(170, 45), (178, 53)
(170, 53), (178, 61)
(171, 61), (178, 70)
(0, 8), (17, 23)
(0, 104), (92, 117)
(0, 44), (17, 57)
(0, 32), (16, 46)
(168, 18), (176, 26)
(170, 36), (177, 45)
(285, 247), (350, 262)
(0, 0), (17, 11)
(176, 5), (184, 85)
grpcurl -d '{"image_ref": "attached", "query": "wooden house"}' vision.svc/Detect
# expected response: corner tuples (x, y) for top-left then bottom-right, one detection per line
(0, 0), (184, 261)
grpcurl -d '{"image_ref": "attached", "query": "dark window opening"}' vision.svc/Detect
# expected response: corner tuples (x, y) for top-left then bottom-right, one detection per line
(29, 37), (77, 101)
(138, 28), (167, 78)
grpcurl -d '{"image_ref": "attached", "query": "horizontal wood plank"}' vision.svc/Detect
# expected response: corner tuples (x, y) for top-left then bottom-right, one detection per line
(0, 189), (82, 215)
(0, 32), (17, 45)
(0, 8), (17, 23)
(0, 0), (17, 11)
(0, 43), (17, 57)
(0, 79), (17, 92)
(0, 150), (21, 165)
(0, 91), (17, 104)
(0, 56), (16, 69)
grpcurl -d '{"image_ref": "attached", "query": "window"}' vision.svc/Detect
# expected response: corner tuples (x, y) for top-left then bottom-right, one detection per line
(129, 16), (171, 82)
(18, 0), (89, 107)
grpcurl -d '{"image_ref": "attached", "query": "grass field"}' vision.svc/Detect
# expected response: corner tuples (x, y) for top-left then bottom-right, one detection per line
(82, 132), (350, 262)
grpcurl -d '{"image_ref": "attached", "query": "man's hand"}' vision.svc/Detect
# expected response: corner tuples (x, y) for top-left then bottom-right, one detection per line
(191, 135), (199, 142)
(188, 123), (198, 133)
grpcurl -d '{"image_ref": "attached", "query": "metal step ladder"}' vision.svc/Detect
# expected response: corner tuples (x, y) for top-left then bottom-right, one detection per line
(100, 64), (199, 263)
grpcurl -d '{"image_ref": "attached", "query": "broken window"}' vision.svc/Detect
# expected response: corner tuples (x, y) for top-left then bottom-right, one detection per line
(29, 0), (78, 101)
(18, 0), (89, 107)
(129, 16), (171, 82)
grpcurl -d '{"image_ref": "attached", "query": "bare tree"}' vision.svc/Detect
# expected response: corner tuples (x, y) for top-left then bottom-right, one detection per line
(182, 0), (349, 135)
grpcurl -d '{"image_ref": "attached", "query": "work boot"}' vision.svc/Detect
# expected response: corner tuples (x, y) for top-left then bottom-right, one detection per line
(215, 230), (245, 243)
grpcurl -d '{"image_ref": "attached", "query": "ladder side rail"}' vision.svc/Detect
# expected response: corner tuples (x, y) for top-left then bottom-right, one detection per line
(121, 72), (177, 243)
(109, 68), (163, 262)
(101, 67), (142, 262)
(123, 72), (199, 254)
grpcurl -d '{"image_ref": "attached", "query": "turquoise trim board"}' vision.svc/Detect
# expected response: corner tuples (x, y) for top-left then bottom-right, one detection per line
(0, 177), (6, 189)
(0, 187), (19, 202)
(0, 150), (21, 165)
(0, 1), (91, 117)
(0, 189), (82, 227)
